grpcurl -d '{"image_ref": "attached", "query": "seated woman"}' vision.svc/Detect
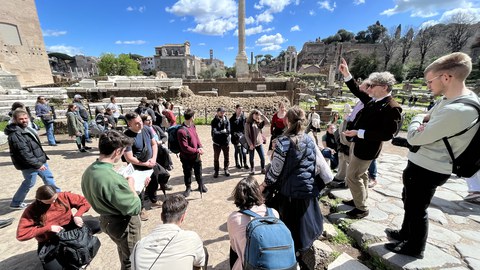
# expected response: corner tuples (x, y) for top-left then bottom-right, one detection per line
(95, 106), (111, 132)
(16, 185), (100, 270)
(227, 176), (279, 270)
(104, 107), (117, 130)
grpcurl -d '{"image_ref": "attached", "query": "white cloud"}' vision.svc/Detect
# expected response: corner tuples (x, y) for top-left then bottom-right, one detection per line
(439, 7), (480, 23)
(254, 3), (263, 10)
(43, 29), (67, 37)
(353, 0), (365, 5)
(199, 42), (206, 46)
(46, 45), (83, 56)
(245, 16), (255, 25)
(166, 0), (237, 35)
(255, 33), (287, 51)
(226, 46), (235, 51)
(318, 1), (336, 12)
(256, 0), (295, 13)
(115, 40), (147, 45)
(126, 6), (146, 13)
(380, 0), (475, 18)
(419, 20), (438, 29)
(234, 25), (275, 36)
(290, 25), (301, 32)
(309, 10), (316, 16)
(169, 19), (175, 23)
(256, 11), (274, 23)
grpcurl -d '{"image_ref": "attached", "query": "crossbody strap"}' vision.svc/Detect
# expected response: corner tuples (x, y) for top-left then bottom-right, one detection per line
(147, 231), (179, 270)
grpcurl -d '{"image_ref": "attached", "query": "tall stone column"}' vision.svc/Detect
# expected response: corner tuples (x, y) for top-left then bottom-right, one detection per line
(294, 53), (298, 73)
(284, 54), (288, 72)
(289, 54), (293, 72)
(235, 0), (249, 79)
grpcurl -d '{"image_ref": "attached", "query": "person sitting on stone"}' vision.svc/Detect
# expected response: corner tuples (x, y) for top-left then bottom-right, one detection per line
(131, 194), (207, 270)
(227, 175), (279, 270)
(321, 123), (339, 170)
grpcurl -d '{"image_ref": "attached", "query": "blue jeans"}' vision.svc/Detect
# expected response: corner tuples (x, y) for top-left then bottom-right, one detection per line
(11, 163), (60, 207)
(249, 145), (265, 170)
(82, 120), (90, 140)
(321, 149), (338, 170)
(43, 120), (56, 145)
(368, 159), (377, 179)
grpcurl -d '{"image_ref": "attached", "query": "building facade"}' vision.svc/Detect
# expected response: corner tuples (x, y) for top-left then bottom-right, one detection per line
(153, 41), (201, 78)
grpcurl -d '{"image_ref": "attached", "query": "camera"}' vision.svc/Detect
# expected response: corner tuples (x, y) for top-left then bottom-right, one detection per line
(391, 137), (420, 152)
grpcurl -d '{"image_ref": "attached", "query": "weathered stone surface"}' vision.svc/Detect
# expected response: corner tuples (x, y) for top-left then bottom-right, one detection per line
(428, 224), (461, 247)
(377, 202), (404, 215)
(465, 257), (480, 270)
(427, 207), (448, 225)
(302, 240), (332, 270)
(455, 242), (480, 260)
(457, 230), (480, 243)
(369, 243), (461, 270)
(327, 253), (370, 270)
(322, 221), (338, 240)
(348, 220), (386, 245)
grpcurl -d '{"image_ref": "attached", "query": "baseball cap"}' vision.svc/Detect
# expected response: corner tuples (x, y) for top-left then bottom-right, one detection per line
(74, 94), (83, 99)
(217, 107), (226, 112)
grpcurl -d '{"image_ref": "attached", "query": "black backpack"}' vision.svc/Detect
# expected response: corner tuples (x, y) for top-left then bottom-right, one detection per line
(443, 98), (480, 178)
(167, 125), (189, 154)
(58, 226), (101, 269)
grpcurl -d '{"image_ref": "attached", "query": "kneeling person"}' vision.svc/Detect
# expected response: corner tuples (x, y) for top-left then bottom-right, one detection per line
(131, 194), (207, 269)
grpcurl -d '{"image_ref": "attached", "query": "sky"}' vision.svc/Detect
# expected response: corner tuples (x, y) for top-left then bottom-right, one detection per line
(35, 0), (480, 67)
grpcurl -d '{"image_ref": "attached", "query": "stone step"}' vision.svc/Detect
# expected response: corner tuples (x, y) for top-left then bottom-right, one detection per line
(327, 253), (370, 270)
(27, 87), (68, 95)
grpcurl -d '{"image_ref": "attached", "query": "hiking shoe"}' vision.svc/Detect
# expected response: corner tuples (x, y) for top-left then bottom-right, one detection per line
(199, 184), (208, 193)
(346, 208), (369, 219)
(150, 201), (162, 208)
(10, 203), (29, 210)
(329, 181), (347, 189)
(79, 148), (87, 153)
(384, 241), (424, 259)
(213, 171), (219, 178)
(236, 164), (242, 169)
(224, 169), (230, 177)
(84, 146), (92, 150)
(140, 210), (149, 221)
(261, 168), (266, 174)
(342, 199), (356, 207)
(183, 187), (192, 198)
(244, 164), (250, 170)
(385, 228), (405, 241)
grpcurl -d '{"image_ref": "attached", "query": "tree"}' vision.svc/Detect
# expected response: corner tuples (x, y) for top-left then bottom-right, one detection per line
(381, 25), (400, 70)
(416, 26), (437, 73)
(400, 27), (415, 65)
(263, 54), (273, 64)
(355, 30), (368, 43)
(446, 11), (477, 52)
(350, 53), (379, 79)
(199, 66), (225, 79)
(225, 66), (236, 78)
(337, 29), (355, 42)
(366, 21), (387, 43)
(97, 53), (142, 76)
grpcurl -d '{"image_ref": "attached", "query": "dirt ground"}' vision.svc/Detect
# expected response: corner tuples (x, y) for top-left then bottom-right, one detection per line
(0, 125), (409, 270)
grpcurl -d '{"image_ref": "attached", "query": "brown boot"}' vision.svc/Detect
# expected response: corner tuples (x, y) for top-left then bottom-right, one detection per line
(140, 209), (149, 221)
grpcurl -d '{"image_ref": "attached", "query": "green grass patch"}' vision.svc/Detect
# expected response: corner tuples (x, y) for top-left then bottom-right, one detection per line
(329, 225), (354, 245)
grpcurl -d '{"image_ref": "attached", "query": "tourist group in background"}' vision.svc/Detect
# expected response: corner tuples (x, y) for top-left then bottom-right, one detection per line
(3, 51), (480, 268)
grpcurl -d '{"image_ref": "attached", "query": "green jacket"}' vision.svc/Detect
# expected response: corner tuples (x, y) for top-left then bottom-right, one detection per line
(81, 160), (141, 216)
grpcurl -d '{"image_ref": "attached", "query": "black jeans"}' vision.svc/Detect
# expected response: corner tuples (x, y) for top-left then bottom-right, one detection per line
(233, 143), (247, 167)
(213, 144), (229, 172)
(134, 165), (158, 203)
(180, 157), (203, 187)
(399, 161), (450, 251)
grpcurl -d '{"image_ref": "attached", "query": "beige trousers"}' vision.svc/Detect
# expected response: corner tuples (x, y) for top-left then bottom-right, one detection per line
(345, 143), (371, 211)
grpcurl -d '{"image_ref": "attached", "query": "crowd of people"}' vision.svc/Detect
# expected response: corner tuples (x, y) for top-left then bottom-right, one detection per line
(2, 51), (480, 268)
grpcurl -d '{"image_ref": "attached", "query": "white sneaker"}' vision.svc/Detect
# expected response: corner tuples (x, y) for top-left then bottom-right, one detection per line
(10, 202), (29, 210)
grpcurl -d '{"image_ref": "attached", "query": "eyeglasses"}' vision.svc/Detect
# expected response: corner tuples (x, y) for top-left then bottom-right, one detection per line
(426, 75), (442, 84)
(367, 84), (385, 89)
(145, 119), (152, 122)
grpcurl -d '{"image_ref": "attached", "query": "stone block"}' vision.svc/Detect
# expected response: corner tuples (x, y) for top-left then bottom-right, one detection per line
(116, 80), (131, 88)
(256, 84), (267, 91)
(97, 81), (115, 88)
(302, 240), (332, 270)
(79, 79), (96, 88)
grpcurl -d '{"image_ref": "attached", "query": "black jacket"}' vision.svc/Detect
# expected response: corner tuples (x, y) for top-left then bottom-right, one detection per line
(346, 79), (402, 160)
(229, 112), (246, 145)
(211, 115), (231, 145)
(4, 123), (48, 170)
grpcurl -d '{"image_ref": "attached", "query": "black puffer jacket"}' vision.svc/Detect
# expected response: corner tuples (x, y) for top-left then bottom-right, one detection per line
(4, 124), (48, 170)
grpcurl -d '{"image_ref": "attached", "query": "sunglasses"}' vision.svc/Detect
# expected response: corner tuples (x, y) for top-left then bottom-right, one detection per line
(367, 84), (385, 89)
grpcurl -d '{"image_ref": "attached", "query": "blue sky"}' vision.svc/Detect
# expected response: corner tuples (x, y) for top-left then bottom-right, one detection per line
(36, 0), (480, 67)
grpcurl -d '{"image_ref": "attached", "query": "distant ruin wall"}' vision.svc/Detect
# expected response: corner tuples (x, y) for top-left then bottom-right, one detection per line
(183, 81), (289, 96)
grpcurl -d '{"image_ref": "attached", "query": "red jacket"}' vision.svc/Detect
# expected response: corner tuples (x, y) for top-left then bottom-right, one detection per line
(17, 192), (91, 243)
(178, 123), (202, 161)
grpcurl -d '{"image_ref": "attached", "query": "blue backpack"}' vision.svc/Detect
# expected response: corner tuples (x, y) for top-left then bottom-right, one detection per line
(167, 125), (189, 154)
(240, 208), (297, 270)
